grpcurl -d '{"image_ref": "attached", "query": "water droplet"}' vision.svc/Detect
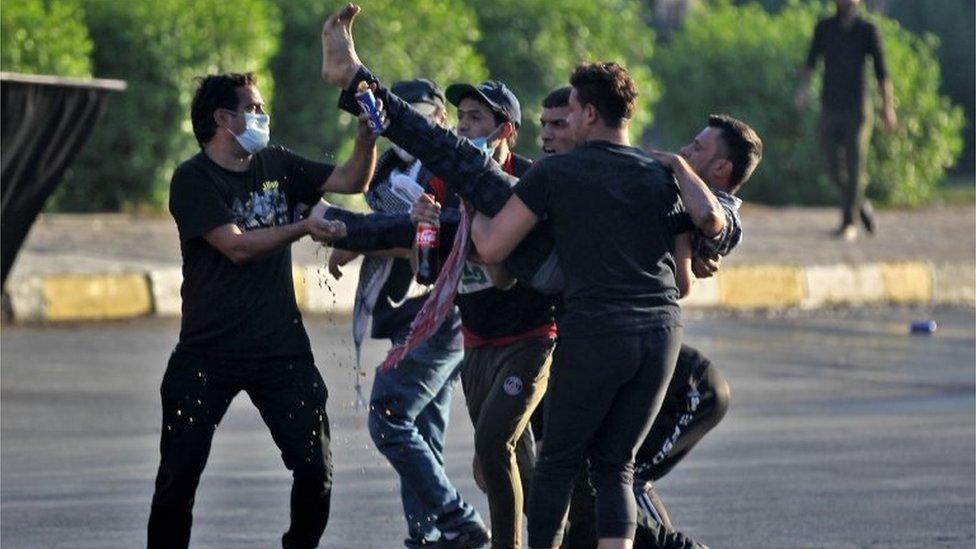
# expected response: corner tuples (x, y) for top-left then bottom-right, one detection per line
(176, 409), (182, 416)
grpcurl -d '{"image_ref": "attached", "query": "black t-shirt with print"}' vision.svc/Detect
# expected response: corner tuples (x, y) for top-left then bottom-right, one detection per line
(514, 140), (685, 339)
(169, 146), (333, 359)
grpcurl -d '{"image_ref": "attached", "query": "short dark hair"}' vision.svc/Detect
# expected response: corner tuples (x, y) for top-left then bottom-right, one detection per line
(191, 72), (256, 147)
(542, 86), (571, 109)
(708, 114), (763, 191)
(569, 62), (638, 128)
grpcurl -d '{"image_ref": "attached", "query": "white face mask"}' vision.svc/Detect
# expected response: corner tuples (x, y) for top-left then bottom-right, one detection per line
(231, 112), (270, 154)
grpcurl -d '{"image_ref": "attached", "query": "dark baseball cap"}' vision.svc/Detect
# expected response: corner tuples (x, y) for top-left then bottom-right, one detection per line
(446, 81), (521, 129)
(392, 79), (446, 110)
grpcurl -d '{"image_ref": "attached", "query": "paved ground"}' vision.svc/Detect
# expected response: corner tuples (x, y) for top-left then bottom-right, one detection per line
(2, 306), (974, 548)
(7, 204), (975, 278)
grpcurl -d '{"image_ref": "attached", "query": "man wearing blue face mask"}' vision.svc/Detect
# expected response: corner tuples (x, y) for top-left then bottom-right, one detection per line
(147, 72), (377, 549)
(438, 80), (559, 549)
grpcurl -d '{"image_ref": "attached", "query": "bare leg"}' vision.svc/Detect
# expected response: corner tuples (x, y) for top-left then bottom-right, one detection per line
(320, 3), (364, 88)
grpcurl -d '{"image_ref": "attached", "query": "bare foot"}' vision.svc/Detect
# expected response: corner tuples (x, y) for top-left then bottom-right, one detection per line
(321, 3), (364, 87)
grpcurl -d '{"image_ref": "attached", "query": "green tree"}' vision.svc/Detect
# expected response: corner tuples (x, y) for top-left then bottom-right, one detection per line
(467, 0), (658, 158)
(653, 0), (964, 207)
(268, 0), (486, 207)
(52, 0), (280, 212)
(738, 0), (976, 173)
(886, 0), (974, 173)
(0, 0), (92, 77)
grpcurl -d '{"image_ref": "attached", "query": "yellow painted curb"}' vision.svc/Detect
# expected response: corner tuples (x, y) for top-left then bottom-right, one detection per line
(293, 267), (307, 310)
(881, 262), (933, 304)
(42, 274), (152, 321)
(719, 265), (805, 308)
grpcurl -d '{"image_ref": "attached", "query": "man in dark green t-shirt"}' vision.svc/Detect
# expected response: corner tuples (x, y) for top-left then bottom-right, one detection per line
(147, 72), (376, 549)
(796, 0), (897, 241)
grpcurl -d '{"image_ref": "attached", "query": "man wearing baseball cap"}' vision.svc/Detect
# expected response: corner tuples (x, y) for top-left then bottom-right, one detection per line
(446, 81), (521, 154)
(442, 79), (559, 549)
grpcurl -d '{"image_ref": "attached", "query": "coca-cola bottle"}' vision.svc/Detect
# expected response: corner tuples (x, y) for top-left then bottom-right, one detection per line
(414, 220), (440, 284)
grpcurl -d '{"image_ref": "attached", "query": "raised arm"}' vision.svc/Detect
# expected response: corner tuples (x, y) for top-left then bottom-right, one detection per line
(320, 3), (516, 216)
(320, 112), (378, 194)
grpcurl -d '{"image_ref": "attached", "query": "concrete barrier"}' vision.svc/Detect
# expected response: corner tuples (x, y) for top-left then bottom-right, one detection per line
(881, 262), (934, 304)
(149, 268), (183, 317)
(42, 273), (153, 321)
(718, 265), (805, 309)
(802, 264), (885, 308)
(3, 259), (970, 323)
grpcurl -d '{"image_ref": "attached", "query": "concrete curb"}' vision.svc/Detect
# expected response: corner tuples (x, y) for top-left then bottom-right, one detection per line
(4, 260), (973, 323)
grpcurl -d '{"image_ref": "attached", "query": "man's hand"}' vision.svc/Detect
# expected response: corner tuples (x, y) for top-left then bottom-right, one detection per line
(305, 217), (346, 243)
(328, 248), (359, 279)
(355, 91), (388, 141)
(321, 3), (364, 88)
(410, 193), (441, 226)
(881, 106), (897, 132)
(692, 255), (721, 279)
(647, 149), (687, 172)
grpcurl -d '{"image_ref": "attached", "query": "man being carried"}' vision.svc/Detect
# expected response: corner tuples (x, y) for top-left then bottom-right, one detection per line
(318, 7), (715, 547)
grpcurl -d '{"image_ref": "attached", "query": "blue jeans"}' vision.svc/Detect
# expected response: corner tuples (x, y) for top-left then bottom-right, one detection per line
(368, 309), (483, 543)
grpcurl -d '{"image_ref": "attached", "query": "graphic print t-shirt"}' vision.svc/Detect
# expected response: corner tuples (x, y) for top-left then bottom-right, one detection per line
(169, 146), (333, 359)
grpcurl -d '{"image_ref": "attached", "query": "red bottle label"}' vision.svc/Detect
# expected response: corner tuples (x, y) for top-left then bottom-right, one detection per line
(416, 225), (438, 248)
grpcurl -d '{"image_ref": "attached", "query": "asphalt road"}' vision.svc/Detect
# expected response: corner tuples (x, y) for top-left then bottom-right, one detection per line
(2, 307), (974, 548)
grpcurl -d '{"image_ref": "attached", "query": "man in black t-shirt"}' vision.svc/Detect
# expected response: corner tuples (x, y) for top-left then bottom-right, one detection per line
(147, 72), (377, 549)
(796, 0), (896, 241)
(317, 9), (728, 546)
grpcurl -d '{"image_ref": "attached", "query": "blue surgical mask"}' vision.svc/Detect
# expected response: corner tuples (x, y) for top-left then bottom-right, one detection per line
(470, 137), (494, 156)
(232, 112), (270, 154)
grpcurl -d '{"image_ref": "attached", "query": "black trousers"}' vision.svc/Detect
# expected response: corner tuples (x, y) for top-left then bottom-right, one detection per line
(147, 350), (333, 549)
(635, 345), (731, 483)
(563, 344), (730, 549)
(527, 326), (682, 547)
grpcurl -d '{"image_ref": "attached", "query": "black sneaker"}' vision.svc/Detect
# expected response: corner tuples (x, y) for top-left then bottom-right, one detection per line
(433, 523), (490, 549)
(404, 537), (435, 548)
(860, 200), (876, 234)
